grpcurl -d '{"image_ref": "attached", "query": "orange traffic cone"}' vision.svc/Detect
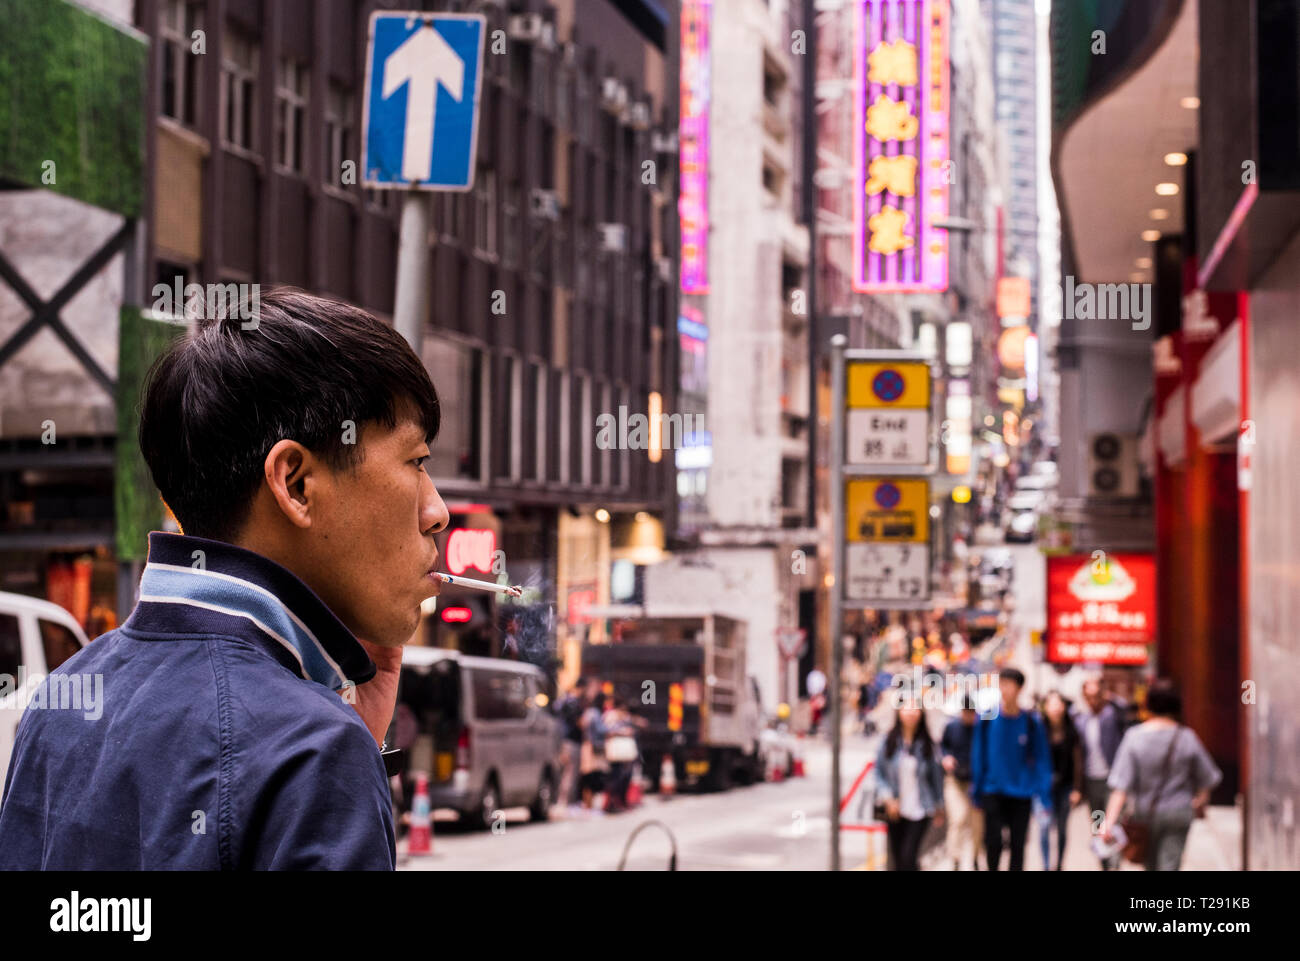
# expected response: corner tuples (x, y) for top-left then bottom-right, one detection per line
(792, 734), (806, 778)
(626, 769), (644, 807)
(659, 754), (677, 798)
(407, 772), (433, 856)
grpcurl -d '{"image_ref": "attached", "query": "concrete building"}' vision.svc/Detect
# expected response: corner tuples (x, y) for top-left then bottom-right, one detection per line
(644, 0), (819, 711)
(0, 0), (146, 634)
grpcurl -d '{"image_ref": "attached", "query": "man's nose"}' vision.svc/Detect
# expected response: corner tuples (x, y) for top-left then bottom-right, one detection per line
(422, 478), (450, 536)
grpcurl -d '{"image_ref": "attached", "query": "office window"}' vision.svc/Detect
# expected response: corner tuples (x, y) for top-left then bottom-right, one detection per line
(530, 361), (547, 481)
(502, 182), (521, 269)
(221, 29), (259, 153)
(423, 340), (483, 483)
(575, 69), (593, 144)
(581, 375), (593, 486)
(598, 381), (613, 487)
(505, 356), (523, 481)
(557, 370), (571, 484)
(473, 168), (497, 257)
(276, 59), (309, 174)
(532, 50), (552, 118)
(324, 83), (354, 189)
(556, 64), (572, 130)
(160, 0), (202, 126)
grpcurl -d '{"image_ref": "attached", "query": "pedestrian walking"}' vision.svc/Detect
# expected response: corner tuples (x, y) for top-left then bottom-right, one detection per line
(1071, 675), (1129, 869)
(579, 694), (611, 811)
(873, 699), (945, 871)
(557, 677), (593, 809)
(1039, 691), (1083, 870)
(602, 697), (644, 813)
(1102, 678), (1222, 871)
(970, 667), (1052, 871)
(940, 697), (984, 870)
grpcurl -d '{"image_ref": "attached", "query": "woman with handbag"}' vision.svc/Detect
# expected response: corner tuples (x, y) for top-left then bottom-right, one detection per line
(1101, 679), (1222, 871)
(873, 699), (945, 871)
(579, 697), (610, 811)
(602, 698), (644, 813)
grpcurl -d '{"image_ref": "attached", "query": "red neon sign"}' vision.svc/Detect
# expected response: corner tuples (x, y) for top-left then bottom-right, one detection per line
(441, 607), (473, 624)
(1046, 553), (1156, 665)
(446, 528), (496, 575)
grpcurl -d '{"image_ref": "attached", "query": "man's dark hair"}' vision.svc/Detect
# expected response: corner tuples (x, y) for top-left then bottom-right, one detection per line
(1145, 678), (1182, 718)
(999, 667), (1026, 688)
(139, 288), (440, 542)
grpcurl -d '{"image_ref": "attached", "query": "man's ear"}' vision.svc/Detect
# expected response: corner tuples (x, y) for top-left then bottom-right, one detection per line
(263, 439), (316, 529)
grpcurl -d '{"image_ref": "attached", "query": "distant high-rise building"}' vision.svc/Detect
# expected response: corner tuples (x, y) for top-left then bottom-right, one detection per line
(990, 0), (1040, 321)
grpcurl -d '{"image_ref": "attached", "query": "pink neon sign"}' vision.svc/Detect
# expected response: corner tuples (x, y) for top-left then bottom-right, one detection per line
(446, 528), (496, 575)
(853, 0), (950, 292)
(680, 0), (710, 294)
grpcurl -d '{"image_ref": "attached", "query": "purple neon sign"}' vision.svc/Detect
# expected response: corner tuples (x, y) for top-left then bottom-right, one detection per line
(680, 0), (710, 294)
(853, 0), (950, 292)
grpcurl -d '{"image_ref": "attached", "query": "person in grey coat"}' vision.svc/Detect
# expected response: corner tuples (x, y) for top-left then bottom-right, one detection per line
(1102, 678), (1222, 871)
(873, 700), (945, 870)
(1071, 676), (1130, 869)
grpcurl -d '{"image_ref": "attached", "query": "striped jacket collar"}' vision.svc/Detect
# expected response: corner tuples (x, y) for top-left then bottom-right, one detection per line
(123, 532), (376, 691)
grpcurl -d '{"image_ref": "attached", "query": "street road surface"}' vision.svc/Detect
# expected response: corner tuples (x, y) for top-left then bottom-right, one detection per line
(399, 738), (879, 871)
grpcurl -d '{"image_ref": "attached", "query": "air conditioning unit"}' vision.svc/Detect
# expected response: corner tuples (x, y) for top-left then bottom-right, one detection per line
(601, 77), (628, 114)
(650, 130), (678, 153)
(529, 188), (560, 221)
(508, 13), (545, 42)
(597, 223), (627, 253)
(1088, 432), (1139, 498)
(623, 101), (651, 130)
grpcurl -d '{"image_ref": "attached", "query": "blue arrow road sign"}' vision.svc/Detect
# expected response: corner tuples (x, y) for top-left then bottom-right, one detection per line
(362, 12), (485, 190)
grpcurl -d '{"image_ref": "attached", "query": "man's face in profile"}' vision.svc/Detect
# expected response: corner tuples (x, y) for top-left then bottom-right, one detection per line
(305, 417), (449, 647)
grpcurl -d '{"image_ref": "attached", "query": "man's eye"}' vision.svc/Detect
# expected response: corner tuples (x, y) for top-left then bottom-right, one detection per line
(413, 456), (429, 471)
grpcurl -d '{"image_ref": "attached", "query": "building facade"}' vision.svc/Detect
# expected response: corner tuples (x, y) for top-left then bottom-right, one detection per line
(131, 0), (682, 677)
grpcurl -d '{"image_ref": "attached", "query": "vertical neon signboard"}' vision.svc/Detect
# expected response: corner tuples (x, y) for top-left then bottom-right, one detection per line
(680, 0), (710, 294)
(853, 0), (949, 292)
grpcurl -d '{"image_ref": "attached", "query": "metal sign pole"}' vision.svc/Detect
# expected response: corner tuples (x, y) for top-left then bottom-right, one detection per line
(829, 333), (847, 871)
(393, 191), (431, 355)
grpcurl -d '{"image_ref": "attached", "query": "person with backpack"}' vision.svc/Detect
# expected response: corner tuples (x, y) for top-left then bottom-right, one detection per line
(1101, 678), (1221, 871)
(970, 667), (1052, 871)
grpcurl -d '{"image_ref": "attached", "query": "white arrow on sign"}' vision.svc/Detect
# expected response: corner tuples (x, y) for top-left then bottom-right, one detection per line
(382, 24), (465, 183)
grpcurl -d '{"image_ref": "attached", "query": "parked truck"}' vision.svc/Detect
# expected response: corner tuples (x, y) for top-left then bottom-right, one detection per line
(580, 605), (764, 792)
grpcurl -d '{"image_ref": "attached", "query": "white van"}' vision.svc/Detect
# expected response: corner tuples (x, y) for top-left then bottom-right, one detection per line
(391, 648), (563, 829)
(0, 592), (91, 796)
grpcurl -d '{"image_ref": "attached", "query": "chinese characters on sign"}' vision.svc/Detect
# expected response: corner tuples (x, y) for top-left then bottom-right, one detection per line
(1045, 554), (1156, 665)
(844, 477), (931, 602)
(854, 0), (949, 292)
(680, 0), (711, 294)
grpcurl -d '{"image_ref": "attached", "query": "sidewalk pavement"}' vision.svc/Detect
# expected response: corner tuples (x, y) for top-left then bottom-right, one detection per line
(921, 802), (1242, 871)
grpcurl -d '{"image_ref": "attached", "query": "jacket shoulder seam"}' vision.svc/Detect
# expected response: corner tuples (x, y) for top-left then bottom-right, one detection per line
(205, 640), (238, 870)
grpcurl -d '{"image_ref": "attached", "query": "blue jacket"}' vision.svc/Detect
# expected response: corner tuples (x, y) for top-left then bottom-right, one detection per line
(872, 735), (945, 817)
(0, 532), (395, 869)
(970, 710), (1053, 809)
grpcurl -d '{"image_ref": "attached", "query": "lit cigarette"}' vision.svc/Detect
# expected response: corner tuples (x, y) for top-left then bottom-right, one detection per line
(433, 572), (522, 597)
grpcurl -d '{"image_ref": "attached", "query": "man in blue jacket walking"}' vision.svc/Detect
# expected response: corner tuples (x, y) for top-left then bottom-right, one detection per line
(971, 667), (1052, 871)
(0, 289), (450, 869)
